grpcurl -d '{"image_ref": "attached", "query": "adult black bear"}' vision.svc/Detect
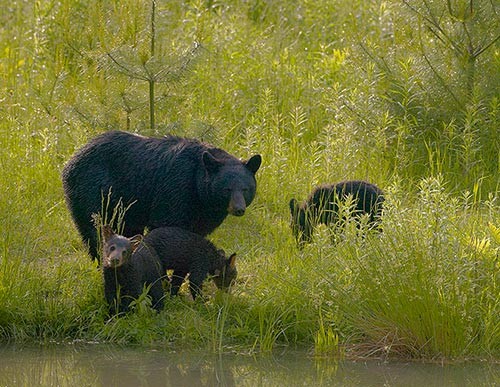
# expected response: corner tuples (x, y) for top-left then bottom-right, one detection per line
(101, 226), (165, 315)
(62, 131), (261, 261)
(289, 180), (384, 247)
(143, 226), (237, 300)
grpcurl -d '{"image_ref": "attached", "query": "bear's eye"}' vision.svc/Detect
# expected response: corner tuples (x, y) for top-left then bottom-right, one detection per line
(109, 245), (116, 252)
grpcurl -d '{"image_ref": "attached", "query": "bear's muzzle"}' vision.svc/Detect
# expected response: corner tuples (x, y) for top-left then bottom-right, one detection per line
(228, 191), (246, 216)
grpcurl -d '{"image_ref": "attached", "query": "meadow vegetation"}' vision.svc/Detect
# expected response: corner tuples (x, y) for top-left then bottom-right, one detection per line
(0, 0), (498, 361)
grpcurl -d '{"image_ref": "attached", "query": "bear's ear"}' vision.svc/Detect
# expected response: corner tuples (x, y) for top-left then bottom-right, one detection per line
(101, 225), (115, 242)
(289, 198), (299, 215)
(245, 154), (262, 174)
(129, 234), (143, 251)
(227, 253), (237, 268)
(202, 151), (222, 174)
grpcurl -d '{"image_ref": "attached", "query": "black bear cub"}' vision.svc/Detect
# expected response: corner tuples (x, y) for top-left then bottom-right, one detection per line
(143, 227), (237, 300)
(101, 226), (165, 315)
(289, 180), (384, 246)
(102, 226), (237, 310)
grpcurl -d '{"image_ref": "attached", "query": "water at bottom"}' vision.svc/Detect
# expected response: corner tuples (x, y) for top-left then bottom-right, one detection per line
(0, 344), (497, 386)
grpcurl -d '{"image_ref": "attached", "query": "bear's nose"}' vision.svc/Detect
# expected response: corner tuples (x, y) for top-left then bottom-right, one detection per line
(228, 191), (246, 216)
(233, 208), (245, 216)
(107, 256), (122, 267)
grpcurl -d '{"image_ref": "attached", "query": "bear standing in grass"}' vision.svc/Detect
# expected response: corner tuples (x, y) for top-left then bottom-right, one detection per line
(101, 225), (165, 315)
(143, 226), (237, 300)
(62, 131), (261, 261)
(289, 180), (384, 247)
(101, 225), (235, 314)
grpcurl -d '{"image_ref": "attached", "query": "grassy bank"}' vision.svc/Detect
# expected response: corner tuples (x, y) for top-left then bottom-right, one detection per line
(0, 0), (498, 361)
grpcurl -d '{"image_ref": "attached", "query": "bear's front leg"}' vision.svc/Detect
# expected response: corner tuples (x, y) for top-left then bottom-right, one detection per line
(169, 271), (188, 296)
(188, 269), (209, 300)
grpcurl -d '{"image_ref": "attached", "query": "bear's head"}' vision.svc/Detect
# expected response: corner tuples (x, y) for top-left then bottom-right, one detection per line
(289, 198), (313, 247)
(212, 251), (237, 291)
(202, 152), (261, 216)
(101, 225), (143, 268)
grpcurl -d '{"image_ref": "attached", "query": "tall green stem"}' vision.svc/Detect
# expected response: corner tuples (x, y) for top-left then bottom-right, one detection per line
(149, 0), (156, 130)
(149, 79), (155, 130)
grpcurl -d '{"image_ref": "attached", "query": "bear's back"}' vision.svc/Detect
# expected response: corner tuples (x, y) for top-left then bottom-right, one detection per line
(142, 227), (219, 270)
(64, 131), (203, 173)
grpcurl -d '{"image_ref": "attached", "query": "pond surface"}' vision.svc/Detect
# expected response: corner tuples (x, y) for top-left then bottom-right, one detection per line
(0, 344), (498, 386)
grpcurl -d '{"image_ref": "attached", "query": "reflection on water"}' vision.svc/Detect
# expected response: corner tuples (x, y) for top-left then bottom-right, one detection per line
(0, 344), (498, 386)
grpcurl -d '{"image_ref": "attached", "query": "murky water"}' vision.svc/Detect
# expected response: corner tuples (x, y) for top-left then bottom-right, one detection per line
(0, 344), (498, 386)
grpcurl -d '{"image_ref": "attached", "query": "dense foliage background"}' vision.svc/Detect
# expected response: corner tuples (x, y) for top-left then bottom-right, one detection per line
(0, 0), (498, 360)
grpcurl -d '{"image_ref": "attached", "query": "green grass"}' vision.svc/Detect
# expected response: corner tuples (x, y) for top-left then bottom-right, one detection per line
(0, 0), (498, 361)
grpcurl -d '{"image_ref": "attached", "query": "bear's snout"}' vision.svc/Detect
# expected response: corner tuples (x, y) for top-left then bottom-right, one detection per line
(228, 191), (246, 216)
(104, 255), (123, 269)
(228, 203), (246, 216)
(231, 207), (245, 216)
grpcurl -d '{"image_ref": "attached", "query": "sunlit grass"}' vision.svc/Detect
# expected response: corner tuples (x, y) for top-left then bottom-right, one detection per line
(0, 0), (498, 361)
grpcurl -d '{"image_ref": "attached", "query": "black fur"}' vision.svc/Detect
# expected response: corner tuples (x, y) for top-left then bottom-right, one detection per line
(289, 180), (384, 246)
(62, 130), (261, 260)
(143, 227), (237, 300)
(101, 226), (165, 315)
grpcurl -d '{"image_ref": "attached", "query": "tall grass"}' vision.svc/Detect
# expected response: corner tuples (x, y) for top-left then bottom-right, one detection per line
(309, 177), (499, 359)
(0, 0), (498, 360)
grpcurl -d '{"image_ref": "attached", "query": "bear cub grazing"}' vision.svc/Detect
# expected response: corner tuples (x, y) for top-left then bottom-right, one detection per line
(102, 225), (237, 309)
(142, 227), (237, 300)
(62, 130), (261, 261)
(101, 225), (165, 315)
(289, 180), (384, 247)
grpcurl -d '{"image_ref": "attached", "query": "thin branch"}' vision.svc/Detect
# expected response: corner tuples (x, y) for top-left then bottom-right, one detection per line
(462, 21), (476, 59)
(149, 79), (155, 130)
(106, 52), (149, 81)
(403, 0), (463, 56)
(447, 0), (475, 22)
(151, 0), (156, 58)
(474, 33), (500, 57)
(154, 41), (203, 83)
(417, 20), (463, 109)
(149, 0), (157, 130)
(358, 42), (393, 76)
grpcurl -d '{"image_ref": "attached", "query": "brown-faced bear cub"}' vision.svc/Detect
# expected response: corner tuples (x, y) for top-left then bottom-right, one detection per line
(101, 226), (237, 314)
(101, 225), (165, 315)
